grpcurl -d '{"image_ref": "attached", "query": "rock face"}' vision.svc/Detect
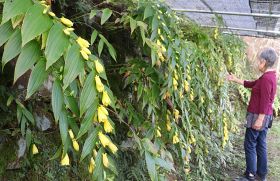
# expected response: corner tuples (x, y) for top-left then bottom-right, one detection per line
(242, 36), (280, 77)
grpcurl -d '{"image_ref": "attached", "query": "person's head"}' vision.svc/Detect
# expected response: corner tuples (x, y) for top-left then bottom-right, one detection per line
(258, 48), (277, 72)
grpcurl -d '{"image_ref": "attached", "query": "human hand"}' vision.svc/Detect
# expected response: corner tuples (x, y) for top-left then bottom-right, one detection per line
(252, 118), (263, 130)
(226, 74), (237, 82)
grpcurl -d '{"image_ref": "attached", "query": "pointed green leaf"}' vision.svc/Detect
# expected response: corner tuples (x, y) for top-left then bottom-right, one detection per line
(63, 44), (84, 89)
(26, 59), (48, 99)
(101, 8), (112, 25)
(79, 71), (97, 116)
(89, 9), (98, 19)
(45, 23), (70, 69)
(22, 107), (35, 125)
(26, 129), (32, 149)
(77, 100), (98, 139)
(2, 0), (33, 24)
(2, 29), (22, 69)
(98, 39), (104, 56)
(14, 40), (41, 83)
(129, 17), (137, 34)
(145, 151), (157, 181)
(93, 148), (104, 181)
(144, 6), (153, 20)
(64, 95), (79, 117)
(91, 30), (98, 45)
(21, 4), (53, 46)
(0, 21), (14, 47)
(80, 128), (99, 162)
(107, 44), (117, 61)
(59, 111), (69, 146)
(52, 80), (64, 122)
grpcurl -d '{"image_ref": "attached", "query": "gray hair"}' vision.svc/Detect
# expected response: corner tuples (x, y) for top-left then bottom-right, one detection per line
(259, 48), (277, 67)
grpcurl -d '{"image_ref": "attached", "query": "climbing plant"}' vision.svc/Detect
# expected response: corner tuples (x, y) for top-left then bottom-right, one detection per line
(0, 0), (251, 180)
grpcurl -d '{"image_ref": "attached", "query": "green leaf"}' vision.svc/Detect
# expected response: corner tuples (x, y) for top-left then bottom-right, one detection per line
(45, 23), (70, 69)
(52, 80), (64, 122)
(101, 8), (112, 25)
(107, 155), (118, 175)
(91, 30), (98, 45)
(64, 95), (79, 117)
(50, 146), (62, 160)
(79, 71), (97, 116)
(144, 6), (153, 20)
(155, 158), (174, 171)
(26, 59), (48, 99)
(21, 4), (53, 46)
(93, 148), (104, 181)
(59, 111), (69, 146)
(89, 9), (98, 19)
(77, 101), (98, 139)
(145, 151), (157, 181)
(107, 44), (117, 61)
(1, 0), (33, 24)
(6, 95), (14, 106)
(129, 17), (137, 34)
(0, 21), (14, 47)
(14, 40), (41, 83)
(26, 128), (32, 149)
(98, 39), (104, 56)
(80, 128), (99, 162)
(11, 14), (24, 29)
(2, 28), (22, 69)
(22, 107), (35, 125)
(63, 44), (84, 90)
(152, 15), (159, 31)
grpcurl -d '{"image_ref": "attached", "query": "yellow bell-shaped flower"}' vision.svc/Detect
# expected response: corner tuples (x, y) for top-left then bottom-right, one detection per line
(184, 80), (189, 92)
(99, 105), (109, 115)
(63, 28), (74, 36)
(68, 129), (75, 139)
(172, 133), (179, 144)
(76, 37), (90, 48)
(174, 109), (180, 120)
(102, 91), (111, 106)
(72, 139), (79, 151)
(166, 121), (171, 131)
(32, 144), (39, 155)
(60, 17), (73, 27)
(95, 60), (104, 74)
(80, 50), (89, 60)
(98, 106), (107, 123)
(104, 119), (113, 133)
(88, 157), (95, 174)
(95, 75), (104, 92)
(61, 153), (70, 166)
(108, 142), (118, 154)
(81, 47), (91, 55)
(98, 132), (110, 147)
(102, 153), (109, 168)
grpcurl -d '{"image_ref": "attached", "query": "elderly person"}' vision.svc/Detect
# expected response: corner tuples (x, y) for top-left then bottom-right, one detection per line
(227, 48), (277, 181)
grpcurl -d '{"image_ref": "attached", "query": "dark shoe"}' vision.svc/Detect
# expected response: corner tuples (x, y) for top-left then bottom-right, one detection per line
(245, 172), (255, 181)
(255, 174), (267, 181)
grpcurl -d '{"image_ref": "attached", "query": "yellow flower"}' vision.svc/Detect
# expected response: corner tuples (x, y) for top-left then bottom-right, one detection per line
(98, 132), (110, 147)
(63, 28), (74, 35)
(80, 50), (89, 60)
(189, 134), (196, 145)
(172, 133), (179, 144)
(93, 149), (98, 158)
(43, 5), (50, 14)
(166, 121), (171, 131)
(104, 119), (113, 133)
(174, 109), (180, 120)
(99, 105), (109, 115)
(173, 78), (178, 90)
(108, 142), (118, 154)
(88, 157), (95, 174)
(95, 60), (104, 74)
(60, 17), (73, 27)
(187, 146), (191, 154)
(61, 153), (70, 166)
(102, 91), (111, 106)
(76, 37), (90, 48)
(98, 106), (108, 123)
(72, 139), (79, 151)
(102, 153), (109, 168)
(174, 73), (178, 80)
(68, 129), (75, 139)
(156, 129), (161, 137)
(82, 47), (91, 55)
(95, 75), (104, 92)
(32, 144), (39, 155)
(184, 80), (189, 92)
(48, 11), (56, 17)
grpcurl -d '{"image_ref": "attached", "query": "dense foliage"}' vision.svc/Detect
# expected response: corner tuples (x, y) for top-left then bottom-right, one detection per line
(0, 0), (269, 180)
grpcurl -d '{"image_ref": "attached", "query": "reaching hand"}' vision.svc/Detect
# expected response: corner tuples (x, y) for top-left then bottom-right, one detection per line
(226, 74), (237, 82)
